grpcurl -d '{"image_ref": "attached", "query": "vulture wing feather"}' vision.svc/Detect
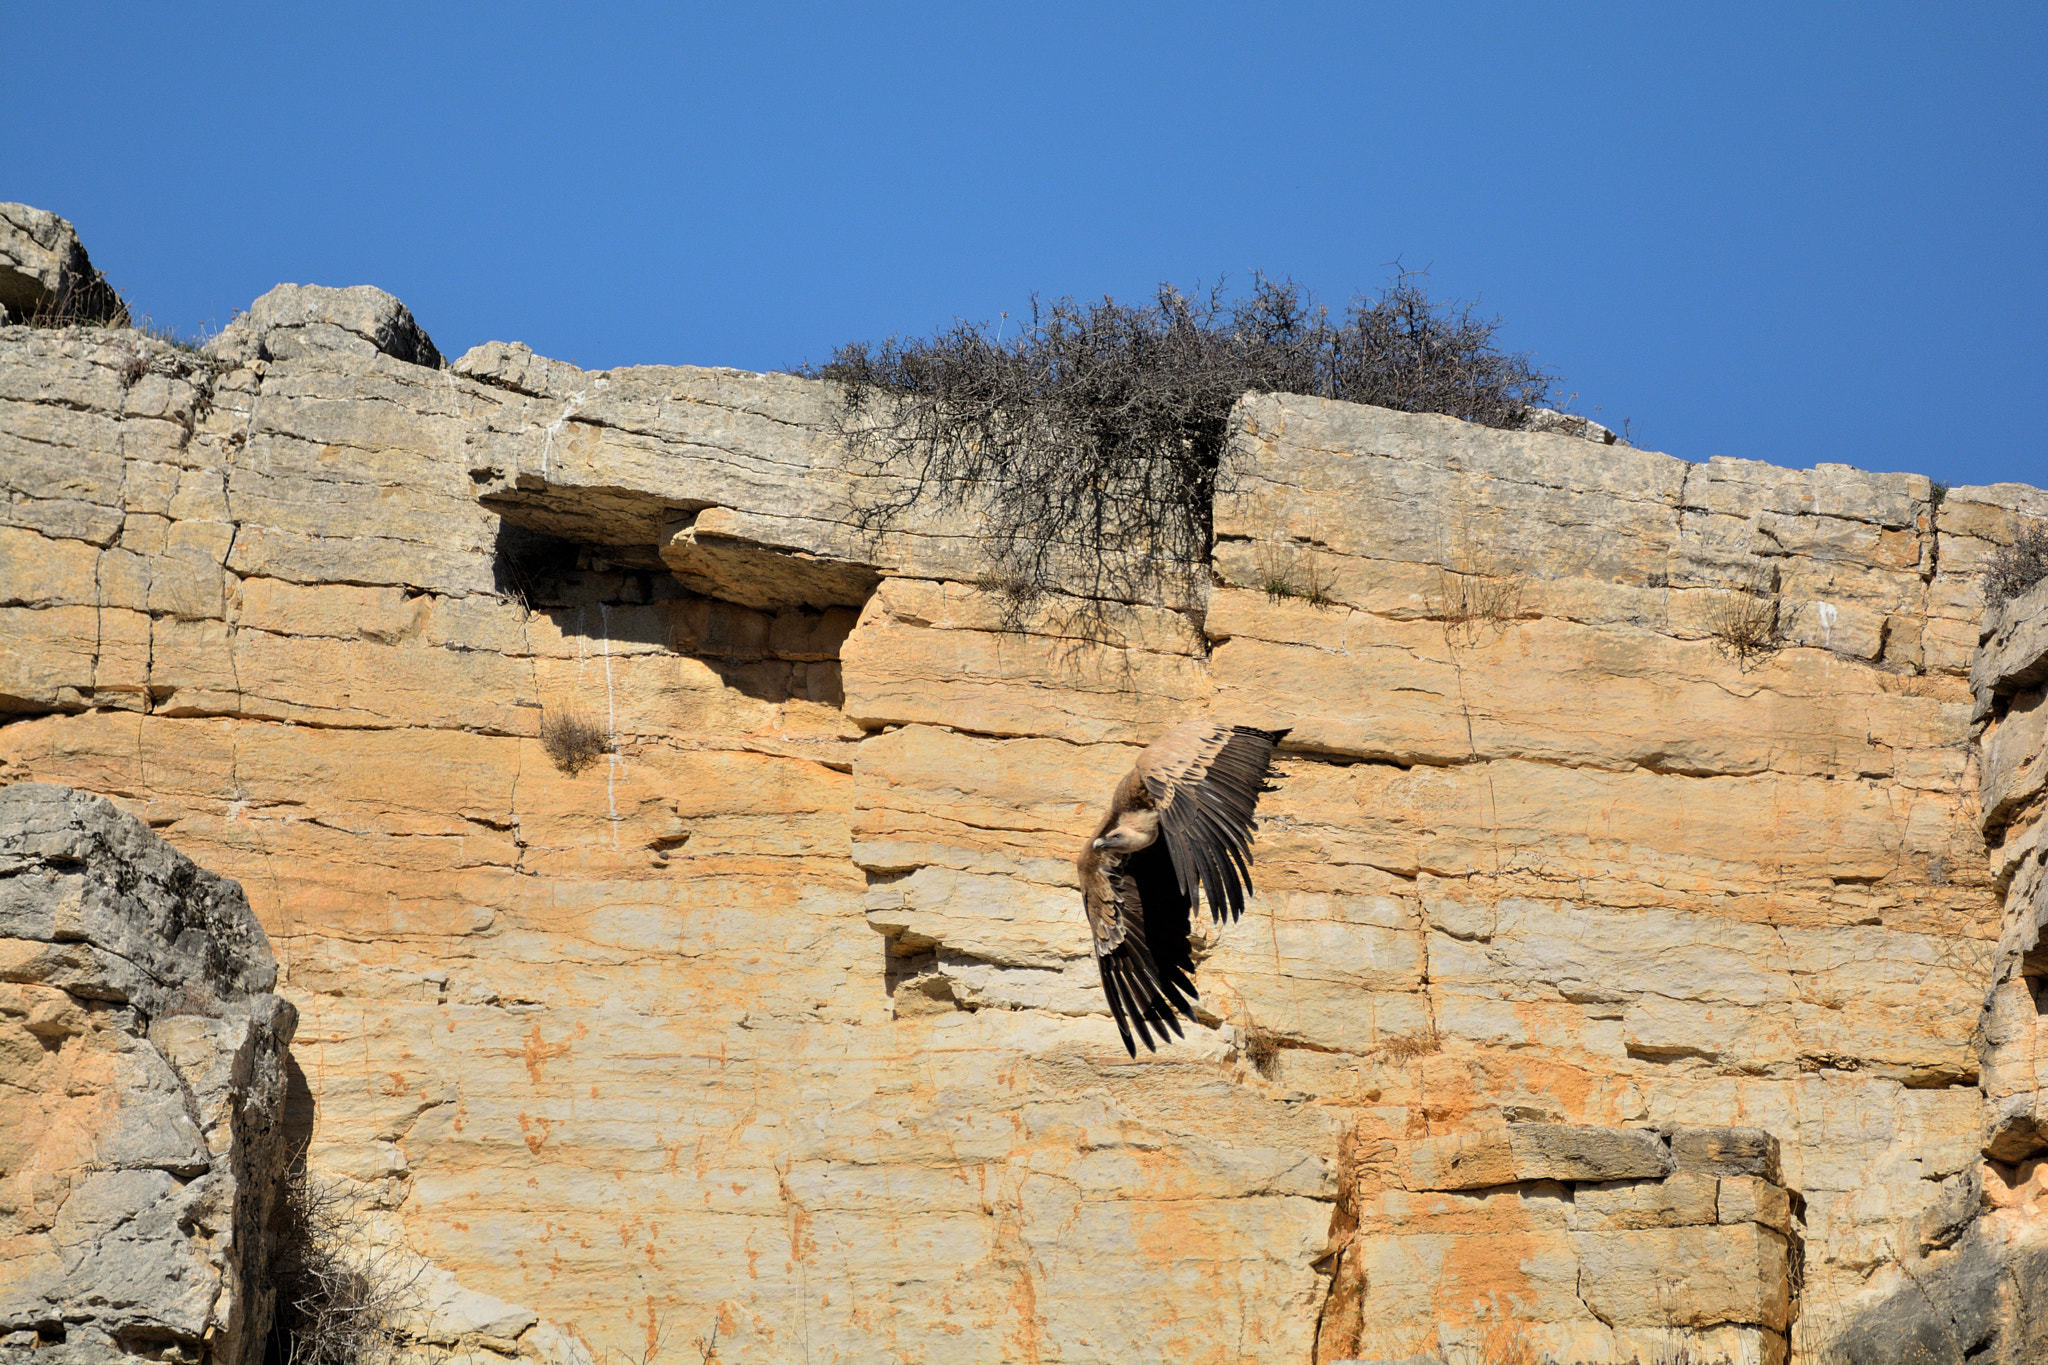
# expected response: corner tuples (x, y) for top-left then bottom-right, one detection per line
(1139, 723), (1290, 923)
(1077, 718), (1288, 1057)
(1082, 840), (1196, 1056)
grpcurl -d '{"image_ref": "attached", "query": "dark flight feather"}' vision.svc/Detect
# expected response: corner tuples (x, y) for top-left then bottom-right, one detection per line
(1078, 720), (1289, 1056)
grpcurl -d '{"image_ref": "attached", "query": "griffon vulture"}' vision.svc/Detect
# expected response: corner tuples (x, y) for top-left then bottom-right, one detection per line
(1076, 720), (1290, 1055)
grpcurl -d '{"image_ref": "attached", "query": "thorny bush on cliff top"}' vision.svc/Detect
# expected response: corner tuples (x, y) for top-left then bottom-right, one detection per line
(796, 273), (1559, 614)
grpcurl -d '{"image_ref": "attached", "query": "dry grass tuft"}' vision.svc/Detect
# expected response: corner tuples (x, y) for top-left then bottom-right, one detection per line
(1254, 532), (1335, 607)
(1441, 567), (1524, 642)
(973, 569), (1046, 631)
(1375, 1028), (1442, 1062)
(1241, 1023), (1282, 1078)
(1437, 535), (1526, 646)
(22, 272), (129, 330)
(541, 706), (612, 775)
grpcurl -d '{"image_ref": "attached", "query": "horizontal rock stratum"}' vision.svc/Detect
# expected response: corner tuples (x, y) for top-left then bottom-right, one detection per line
(4, 217), (2048, 1363)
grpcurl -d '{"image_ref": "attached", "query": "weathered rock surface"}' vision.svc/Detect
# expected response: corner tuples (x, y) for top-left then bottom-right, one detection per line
(5, 210), (2048, 1362)
(1831, 561), (2048, 1364)
(1519, 406), (1624, 445)
(205, 283), (443, 369)
(0, 204), (125, 325)
(0, 783), (296, 1365)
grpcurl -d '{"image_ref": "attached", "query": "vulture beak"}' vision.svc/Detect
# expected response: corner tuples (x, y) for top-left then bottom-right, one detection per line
(1090, 837), (1106, 850)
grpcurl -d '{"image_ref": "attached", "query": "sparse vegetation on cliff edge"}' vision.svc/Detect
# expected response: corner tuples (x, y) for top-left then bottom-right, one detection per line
(797, 273), (1560, 612)
(1986, 519), (2048, 609)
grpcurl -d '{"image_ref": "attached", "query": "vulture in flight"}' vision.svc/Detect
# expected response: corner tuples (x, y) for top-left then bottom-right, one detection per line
(1076, 720), (1290, 1055)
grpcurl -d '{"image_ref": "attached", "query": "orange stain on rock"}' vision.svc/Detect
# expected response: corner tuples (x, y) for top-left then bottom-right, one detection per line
(516, 1112), (554, 1154)
(520, 1024), (571, 1084)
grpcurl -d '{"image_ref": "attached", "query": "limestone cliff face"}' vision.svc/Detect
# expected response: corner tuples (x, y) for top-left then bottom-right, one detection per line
(0, 783), (297, 1365)
(3, 250), (2047, 1364)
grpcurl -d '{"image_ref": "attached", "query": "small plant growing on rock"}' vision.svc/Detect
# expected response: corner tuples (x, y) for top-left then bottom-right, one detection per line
(972, 569), (1046, 631)
(1240, 1022), (1282, 1078)
(1375, 1028), (1442, 1061)
(24, 271), (129, 329)
(117, 341), (149, 388)
(1254, 529), (1335, 607)
(1441, 568), (1524, 642)
(1985, 519), (2048, 609)
(1438, 540), (1527, 647)
(541, 705), (611, 775)
(1711, 571), (1791, 671)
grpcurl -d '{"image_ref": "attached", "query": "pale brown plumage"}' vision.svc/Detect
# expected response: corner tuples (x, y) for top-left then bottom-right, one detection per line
(1076, 719), (1290, 1055)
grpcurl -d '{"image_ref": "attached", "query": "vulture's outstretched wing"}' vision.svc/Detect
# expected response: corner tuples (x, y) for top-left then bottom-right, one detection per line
(1084, 839), (1199, 1055)
(1137, 722), (1290, 923)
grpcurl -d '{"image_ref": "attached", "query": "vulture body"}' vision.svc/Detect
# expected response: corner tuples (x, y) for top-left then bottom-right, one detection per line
(1076, 720), (1290, 1055)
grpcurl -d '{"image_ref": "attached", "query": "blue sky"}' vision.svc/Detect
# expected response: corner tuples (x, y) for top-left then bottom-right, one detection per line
(10, 2), (2043, 488)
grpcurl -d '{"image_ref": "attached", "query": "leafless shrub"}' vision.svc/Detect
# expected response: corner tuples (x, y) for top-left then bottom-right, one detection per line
(1711, 572), (1789, 670)
(1985, 519), (2048, 609)
(541, 706), (611, 775)
(267, 1169), (417, 1365)
(798, 272), (1558, 617)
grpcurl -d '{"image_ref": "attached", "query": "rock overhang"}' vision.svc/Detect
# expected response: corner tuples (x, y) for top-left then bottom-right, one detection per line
(6, 216), (2048, 1362)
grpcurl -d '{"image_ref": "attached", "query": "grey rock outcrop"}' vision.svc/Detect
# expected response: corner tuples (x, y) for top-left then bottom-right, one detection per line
(1519, 404), (1624, 445)
(0, 784), (298, 1365)
(0, 204), (126, 326)
(204, 282), (442, 369)
(1827, 1224), (2048, 1364)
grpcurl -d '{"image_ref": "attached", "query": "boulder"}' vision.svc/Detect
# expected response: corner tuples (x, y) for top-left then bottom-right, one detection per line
(0, 203), (126, 325)
(205, 282), (442, 368)
(0, 784), (297, 1365)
